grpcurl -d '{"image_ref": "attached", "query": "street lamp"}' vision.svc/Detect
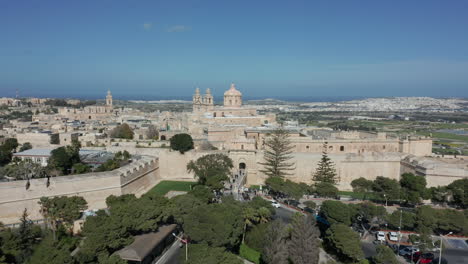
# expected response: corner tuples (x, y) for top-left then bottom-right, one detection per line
(438, 232), (452, 264)
(383, 194), (388, 208)
(172, 233), (188, 261)
(397, 209), (402, 254)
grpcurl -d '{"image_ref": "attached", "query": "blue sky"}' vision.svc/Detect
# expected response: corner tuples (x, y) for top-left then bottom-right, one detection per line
(1, 0), (468, 99)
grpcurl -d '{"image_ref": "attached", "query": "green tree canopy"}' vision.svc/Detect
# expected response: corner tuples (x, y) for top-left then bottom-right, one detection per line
(288, 215), (320, 264)
(312, 142), (338, 184)
(447, 178), (468, 208)
(315, 182), (339, 198)
(0, 138), (19, 166)
(48, 142), (81, 175)
(320, 201), (352, 226)
(351, 177), (374, 193)
(372, 176), (400, 201)
(170, 133), (194, 154)
(245, 223), (269, 252)
(182, 203), (243, 250)
(262, 220), (289, 264)
(325, 224), (364, 262)
(38, 196), (88, 238)
(110, 123), (134, 139)
(372, 245), (398, 264)
(181, 244), (243, 264)
(187, 153), (233, 190)
(259, 127), (295, 178)
(387, 210), (416, 231)
(19, 142), (32, 152)
(400, 173), (429, 205)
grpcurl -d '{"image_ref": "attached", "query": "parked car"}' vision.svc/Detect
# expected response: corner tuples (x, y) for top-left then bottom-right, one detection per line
(376, 231), (386, 242)
(271, 201), (281, 208)
(389, 232), (399, 242)
(284, 199), (300, 207)
(412, 252), (435, 264)
(303, 207), (315, 214)
(399, 247), (419, 256)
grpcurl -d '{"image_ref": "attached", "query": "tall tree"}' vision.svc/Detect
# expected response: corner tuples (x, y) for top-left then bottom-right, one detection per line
(183, 203), (243, 250)
(110, 123), (134, 139)
(320, 200), (352, 226)
(325, 224), (364, 262)
(38, 196), (88, 239)
(146, 124), (159, 140)
(288, 215), (320, 264)
(447, 178), (468, 208)
(187, 153), (233, 190)
(259, 127), (295, 178)
(372, 245), (398, 264)
(372, 176), (400, 201)
(400, 173), (429, 205)
(262, 220), (289, 264)
(312, 142), (338, 184)
(17, 209), (36, 263)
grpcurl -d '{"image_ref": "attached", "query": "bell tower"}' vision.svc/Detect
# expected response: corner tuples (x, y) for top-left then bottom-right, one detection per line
(203, 88), (214, 111)
(106, 90), (113, 107)
(193, 88), (202, 112)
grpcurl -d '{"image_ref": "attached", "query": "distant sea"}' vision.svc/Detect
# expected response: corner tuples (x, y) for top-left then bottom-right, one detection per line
(23, 94), (371, 103)
(15, 92), (467, 103)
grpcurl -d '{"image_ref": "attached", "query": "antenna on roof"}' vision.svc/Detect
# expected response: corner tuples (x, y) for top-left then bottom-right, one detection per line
(16, 88), (19, 99)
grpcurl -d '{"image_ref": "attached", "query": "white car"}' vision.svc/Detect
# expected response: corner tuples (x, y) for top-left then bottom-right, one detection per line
(271, 201), (281, 208)
(376, 231), (386, 242)
(389, 232), (399, 242)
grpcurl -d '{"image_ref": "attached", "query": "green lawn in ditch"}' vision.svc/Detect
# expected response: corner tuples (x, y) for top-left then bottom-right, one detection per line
(147, 180), (197, 196)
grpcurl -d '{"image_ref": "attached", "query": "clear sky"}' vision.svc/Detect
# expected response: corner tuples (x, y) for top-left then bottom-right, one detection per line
(1, 0), (468, 99)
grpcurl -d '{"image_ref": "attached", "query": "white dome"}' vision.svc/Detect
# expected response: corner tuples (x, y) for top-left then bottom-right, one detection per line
(224, 83), (242, 96)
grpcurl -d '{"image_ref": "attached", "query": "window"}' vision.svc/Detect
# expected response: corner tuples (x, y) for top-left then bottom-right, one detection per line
(306, 145), (309, 149)
(383, 145), (386, 150)
(340, 146), (344, 151)
(241, 145), (244, 150)
(213, 112), (216, 117)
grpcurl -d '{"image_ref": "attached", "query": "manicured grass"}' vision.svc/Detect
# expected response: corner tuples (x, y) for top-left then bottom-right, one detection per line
(240, 243), (261, 264)
(338, 191), (379, 200)
(146, 180), (197, 196)
(418, 131), (468, 143)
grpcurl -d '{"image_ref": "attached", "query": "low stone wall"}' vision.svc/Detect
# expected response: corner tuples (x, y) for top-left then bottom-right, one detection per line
(0, 156), (160, 224)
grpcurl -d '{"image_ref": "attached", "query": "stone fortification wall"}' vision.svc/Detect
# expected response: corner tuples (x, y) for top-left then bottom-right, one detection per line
(253, 152), (403, 190)
(0, 156), (160, 224)
(400, 156), (467, 187)
(154, 148), (403, 191)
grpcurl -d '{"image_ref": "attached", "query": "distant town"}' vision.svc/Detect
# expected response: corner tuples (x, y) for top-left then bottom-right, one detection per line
(0, 86), (466, 264)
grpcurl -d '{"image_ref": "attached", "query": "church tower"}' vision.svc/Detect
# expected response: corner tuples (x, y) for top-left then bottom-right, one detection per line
(203, 88), (214, 111)
(106, 90), (113, 107)
(192, 88), (203, 112)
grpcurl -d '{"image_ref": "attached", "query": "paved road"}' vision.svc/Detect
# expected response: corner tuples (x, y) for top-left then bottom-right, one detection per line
(155, 240), (183, 264)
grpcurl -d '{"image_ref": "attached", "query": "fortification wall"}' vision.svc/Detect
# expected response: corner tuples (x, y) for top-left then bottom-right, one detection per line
(0, 156), (159, 224)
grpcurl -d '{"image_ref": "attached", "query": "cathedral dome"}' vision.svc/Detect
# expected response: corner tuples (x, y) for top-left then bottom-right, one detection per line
(224, 83), (242, 96)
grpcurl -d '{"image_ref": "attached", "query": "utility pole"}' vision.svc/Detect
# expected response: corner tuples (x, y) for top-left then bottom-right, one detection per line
(397, 208), (402, 253)
(439, 232), (452, 264)
(172, 233), (188, 261)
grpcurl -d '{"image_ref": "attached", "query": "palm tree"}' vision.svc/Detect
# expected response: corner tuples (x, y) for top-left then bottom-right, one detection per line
(257, 207), (272, 224)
